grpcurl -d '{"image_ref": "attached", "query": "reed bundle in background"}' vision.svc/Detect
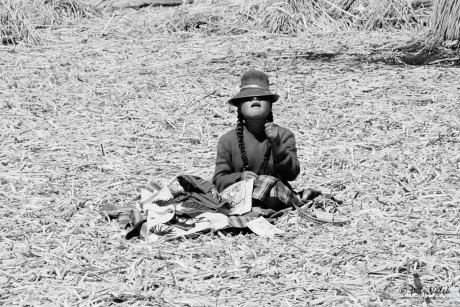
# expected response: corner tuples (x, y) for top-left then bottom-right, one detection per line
(252, 0), (342, 33)
(0, 0), (436, 43)
(432, 0), (460, 46)
(0, 0), (42, 45)
(328, 0), (432, 30)
(252, 0), (432, 34)
(46, 0), (96, 19)
(0, 0), (95, 45)
(355, 0), (431, 30)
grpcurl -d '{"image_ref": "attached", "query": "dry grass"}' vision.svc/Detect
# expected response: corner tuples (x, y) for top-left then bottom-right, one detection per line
(249, 0), (344, 33)
(0, 0), (96, 45)
(0, 0), (43, 45)
(0, 0), (435, 45)
(432, 0), (460, 45)
(1, 3), (460, 306)
(248, 0), (433, 33)
(357, 0), (431, 30)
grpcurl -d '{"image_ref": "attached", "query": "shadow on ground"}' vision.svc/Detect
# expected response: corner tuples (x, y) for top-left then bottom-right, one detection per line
(276, 46), (460, 67)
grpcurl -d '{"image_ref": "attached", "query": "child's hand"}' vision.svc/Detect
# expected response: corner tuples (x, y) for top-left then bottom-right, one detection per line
(265, 122), (280, 143)
(241, 171), (258, 180)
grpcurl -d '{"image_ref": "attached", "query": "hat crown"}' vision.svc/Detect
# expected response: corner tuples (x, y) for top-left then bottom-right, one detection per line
(240, 70), (270, 90)
(227, 69), (279, 106)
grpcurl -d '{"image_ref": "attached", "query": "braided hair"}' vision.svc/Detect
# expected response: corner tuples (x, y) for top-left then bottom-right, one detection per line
(236, 108), (274, 175)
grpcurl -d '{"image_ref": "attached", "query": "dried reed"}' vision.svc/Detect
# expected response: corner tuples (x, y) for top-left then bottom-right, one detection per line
(360, 0), (431, 30)
(46, 0), (96, 19)
(432, 0), (460, 45)
(0, 0), (42, 45)
(1, 2), (460, 306)
(252, 0), (347, 33)
(250, 0), (432, 34)
(0, 0), (95, 46)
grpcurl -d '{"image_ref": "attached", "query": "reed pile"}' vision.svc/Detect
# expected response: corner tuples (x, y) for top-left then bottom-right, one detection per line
(1, 2), (460, 306)
(432, 0), (460, 46)
(0, 0), (95, 45)
(248, 0), (432, 33)
(0, 0), (434, 45)
(0, 0), (42, 45)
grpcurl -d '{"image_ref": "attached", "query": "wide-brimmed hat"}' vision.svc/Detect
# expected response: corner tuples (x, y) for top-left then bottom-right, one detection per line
(228, 69), (279, 106)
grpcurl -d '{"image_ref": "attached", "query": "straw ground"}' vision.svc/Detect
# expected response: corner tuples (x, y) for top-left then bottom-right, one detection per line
(1, 3), (460, 306)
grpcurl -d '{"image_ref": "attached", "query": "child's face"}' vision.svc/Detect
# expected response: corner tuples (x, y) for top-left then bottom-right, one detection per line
(239, 96), (271, 121)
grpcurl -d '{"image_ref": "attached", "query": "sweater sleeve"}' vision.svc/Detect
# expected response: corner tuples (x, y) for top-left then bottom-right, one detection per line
(271, 129), (300, 181)
(212, 135), (242, 192)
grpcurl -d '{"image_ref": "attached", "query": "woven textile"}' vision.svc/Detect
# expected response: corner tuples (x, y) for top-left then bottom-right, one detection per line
(253, 175), (303, 207)
(103, 174), (301, 241)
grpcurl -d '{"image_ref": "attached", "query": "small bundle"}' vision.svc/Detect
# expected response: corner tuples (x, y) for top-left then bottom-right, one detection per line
(361, 0), (430, 30)
(293, 194), (350, 225)
(254, 0), (342, 33)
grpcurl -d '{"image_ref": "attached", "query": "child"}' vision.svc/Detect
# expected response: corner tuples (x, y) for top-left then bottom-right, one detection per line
(212, 69), (300, 210)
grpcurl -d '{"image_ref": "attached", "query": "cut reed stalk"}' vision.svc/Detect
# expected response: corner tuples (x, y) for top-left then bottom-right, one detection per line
(432, 0), (460, 46)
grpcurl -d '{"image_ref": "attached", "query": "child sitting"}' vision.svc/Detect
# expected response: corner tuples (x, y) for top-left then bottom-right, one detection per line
(212, 69), (301, 210)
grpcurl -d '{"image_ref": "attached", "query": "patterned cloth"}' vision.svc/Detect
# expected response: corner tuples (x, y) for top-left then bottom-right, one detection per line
(253, 175), (303, 207)
(175, 174), (228, 209)
(102, 174), (303, 241)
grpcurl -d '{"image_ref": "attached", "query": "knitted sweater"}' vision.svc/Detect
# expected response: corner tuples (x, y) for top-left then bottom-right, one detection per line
(212, 126), (300, 192)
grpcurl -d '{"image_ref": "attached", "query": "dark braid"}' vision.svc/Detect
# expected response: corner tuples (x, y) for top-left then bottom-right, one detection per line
(236, 112), (250, 171)
(266, 111), (274, 123)
(259, 111), (273, 174)
(236, 108), (274, 175)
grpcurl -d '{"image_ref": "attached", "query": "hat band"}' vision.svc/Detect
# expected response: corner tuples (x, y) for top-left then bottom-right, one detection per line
(240, 84), (269, 91)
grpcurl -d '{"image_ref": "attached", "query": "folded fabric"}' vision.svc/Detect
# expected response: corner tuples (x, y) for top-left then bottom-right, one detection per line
(218, 178), (254, 215)
(269, 180), (304, 207)
(176, 175), (228, 209)
(252, 175), (278, 202)
(175, 201), (217, 216)
(196, 212), (229, 230)
(247, 217), (284, 239)
(102, 174), (306, 241)
(157, 175), (231, 218)
(228, 216), (276, 228)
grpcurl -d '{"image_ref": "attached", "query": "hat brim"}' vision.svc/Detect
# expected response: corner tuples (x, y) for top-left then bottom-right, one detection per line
(228, 88), (279, 106)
